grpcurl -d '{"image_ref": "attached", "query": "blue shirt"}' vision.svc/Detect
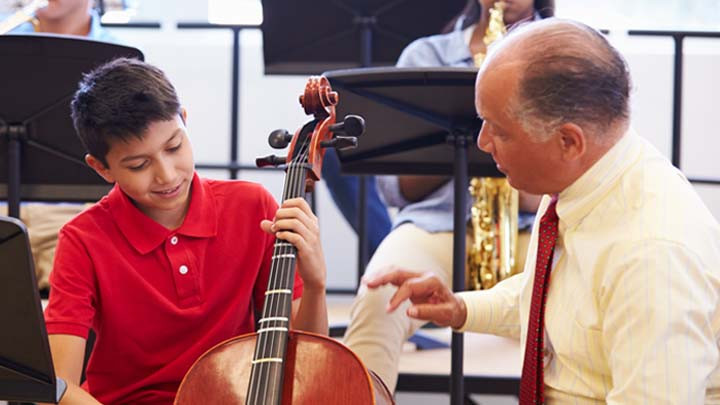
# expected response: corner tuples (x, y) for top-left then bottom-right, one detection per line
(10, 10), (117, 43)
(379, 27), (535, 232)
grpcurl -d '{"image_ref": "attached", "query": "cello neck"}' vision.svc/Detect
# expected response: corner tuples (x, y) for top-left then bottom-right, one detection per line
(246, 140), (311, 405)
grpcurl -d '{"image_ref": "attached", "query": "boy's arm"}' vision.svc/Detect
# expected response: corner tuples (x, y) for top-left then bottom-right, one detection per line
(261, 197), (328, 335)
(291, 287), (327, 335)
(43, 334), (102, 405)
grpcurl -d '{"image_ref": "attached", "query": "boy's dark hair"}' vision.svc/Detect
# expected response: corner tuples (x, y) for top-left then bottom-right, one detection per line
(71, 57), (182, 167)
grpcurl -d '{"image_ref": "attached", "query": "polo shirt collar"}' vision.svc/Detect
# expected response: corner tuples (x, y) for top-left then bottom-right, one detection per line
(109, 172), (217, 254)
(556, 128), (643, 230)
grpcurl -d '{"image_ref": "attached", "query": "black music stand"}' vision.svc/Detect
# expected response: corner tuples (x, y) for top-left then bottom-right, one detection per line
(0, 216), (66, 403)
(261, 0), (466, 74)
(325, 67), (500, 405)
(0, 35), (144, 218)
(261, 0), (467, 276)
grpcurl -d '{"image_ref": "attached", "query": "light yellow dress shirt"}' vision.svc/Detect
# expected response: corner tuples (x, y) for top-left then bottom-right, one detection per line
(458, 129), (720, 404)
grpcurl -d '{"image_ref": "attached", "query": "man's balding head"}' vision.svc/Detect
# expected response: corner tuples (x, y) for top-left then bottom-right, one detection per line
(482, 18), (631, 141)
(474, 19), (632, 194)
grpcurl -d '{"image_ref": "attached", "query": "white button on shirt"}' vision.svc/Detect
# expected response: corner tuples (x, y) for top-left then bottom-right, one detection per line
(170, 236), (178, 245)
(458, 130), (720, 404)
(179, 265), (188, 275)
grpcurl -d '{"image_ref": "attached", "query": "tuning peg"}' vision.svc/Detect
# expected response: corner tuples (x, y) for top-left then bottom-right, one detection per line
(268, 129), (293, 149)
(256, 154), (287, 168)
(329, 115), (365, 138)
(321, 136), (358, 151)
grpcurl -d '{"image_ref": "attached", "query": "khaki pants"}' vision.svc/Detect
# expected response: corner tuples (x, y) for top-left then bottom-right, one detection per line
(1, 203), (88, 289)
(343, 223), (531, 392)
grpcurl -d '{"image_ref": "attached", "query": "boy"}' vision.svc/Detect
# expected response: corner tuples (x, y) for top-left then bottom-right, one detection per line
(44, 57), (328, 404)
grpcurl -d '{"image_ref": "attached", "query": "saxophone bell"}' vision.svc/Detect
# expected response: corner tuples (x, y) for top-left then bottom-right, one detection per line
(0, 0), (49, 35)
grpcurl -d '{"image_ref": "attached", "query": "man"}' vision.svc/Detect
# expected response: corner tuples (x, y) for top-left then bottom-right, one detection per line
(365, 18), (720, 403)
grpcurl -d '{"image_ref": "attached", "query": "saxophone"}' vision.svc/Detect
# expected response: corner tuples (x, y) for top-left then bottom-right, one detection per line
(467, 1), (520, 290)
(0, 0), (48, 34)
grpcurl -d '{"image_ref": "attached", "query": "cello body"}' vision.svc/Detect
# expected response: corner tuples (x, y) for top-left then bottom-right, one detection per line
(175, 331), (393, 404)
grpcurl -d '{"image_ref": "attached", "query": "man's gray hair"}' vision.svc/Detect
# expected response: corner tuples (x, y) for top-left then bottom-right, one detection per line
(501, 19), (631, 140)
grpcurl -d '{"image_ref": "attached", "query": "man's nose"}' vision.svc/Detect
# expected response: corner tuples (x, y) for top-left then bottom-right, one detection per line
(477, 122), (493, 154)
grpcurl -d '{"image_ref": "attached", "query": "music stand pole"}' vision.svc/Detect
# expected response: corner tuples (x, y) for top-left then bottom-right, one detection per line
(449, 131), (470, 405)
(4, 125), (22, 218)
(356, 18), (374, 278)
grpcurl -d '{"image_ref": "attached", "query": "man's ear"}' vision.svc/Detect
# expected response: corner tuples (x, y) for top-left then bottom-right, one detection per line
(85, 154), (114, 183)
(556, 122), (586, 162)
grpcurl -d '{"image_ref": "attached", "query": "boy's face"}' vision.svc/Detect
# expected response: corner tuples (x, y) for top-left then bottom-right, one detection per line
(87, 114), (195, 226)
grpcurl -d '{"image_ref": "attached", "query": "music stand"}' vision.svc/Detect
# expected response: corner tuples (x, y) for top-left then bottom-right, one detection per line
(325, 67), (499, 405)
(261, 0), (467, 275)
(0, 216), (66, 403)
(261, 0), (466, 74)
(0, 35), (144, 218)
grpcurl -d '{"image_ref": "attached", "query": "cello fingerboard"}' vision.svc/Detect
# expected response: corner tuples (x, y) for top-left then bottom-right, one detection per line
(246, 154), (310, 405)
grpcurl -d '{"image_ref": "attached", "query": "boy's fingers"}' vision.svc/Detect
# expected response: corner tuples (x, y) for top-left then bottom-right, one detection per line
(279, 198), (314, 218)
(260, 219), (274, 234)
(282, 197), (312, 210)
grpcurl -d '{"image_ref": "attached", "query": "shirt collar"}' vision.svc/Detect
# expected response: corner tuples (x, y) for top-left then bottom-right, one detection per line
(556, 128), (643, 230)
(109, 172), (217, 254)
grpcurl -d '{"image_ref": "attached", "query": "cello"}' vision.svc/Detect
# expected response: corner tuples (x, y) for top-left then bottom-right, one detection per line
(174, 77), (395, 405)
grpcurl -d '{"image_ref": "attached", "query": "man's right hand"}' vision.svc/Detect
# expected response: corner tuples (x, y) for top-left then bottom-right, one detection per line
(363, 269), (467, 329)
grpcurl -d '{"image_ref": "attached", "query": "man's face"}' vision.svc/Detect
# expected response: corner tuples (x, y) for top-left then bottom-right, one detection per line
(91, 115), (195, 224)
(36, 0), (89, 21)
(474, 62), (562, 195)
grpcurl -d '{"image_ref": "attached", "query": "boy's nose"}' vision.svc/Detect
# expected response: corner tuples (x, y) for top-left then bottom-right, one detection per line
(155, 159), (176, 184)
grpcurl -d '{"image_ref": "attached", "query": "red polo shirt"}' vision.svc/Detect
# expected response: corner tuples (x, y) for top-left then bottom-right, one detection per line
(45, 173), (303, 404)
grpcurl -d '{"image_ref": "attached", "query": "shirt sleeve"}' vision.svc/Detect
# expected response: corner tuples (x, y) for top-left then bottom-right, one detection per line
(396, 38), (442, 68)
(44, 227), (98, 339)
(376, 175), (412, 209)
(456, 271), (524, 340)
(602, 239), (719, 404)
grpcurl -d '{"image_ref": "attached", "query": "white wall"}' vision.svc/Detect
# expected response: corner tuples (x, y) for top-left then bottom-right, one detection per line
(105, 2), (720, 291)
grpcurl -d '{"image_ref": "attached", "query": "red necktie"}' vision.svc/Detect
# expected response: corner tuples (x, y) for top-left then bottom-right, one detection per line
(519, 196), (559, 405)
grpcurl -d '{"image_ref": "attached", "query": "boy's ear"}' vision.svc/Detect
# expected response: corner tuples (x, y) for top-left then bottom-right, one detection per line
(180, 107), (187, 124)
(85, 154), (115, 183)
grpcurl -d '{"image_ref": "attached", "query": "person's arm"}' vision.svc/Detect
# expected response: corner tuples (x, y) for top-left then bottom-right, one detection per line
(42, 335), (102, 405)
(261, 198), (328, 335)
(364, 267), (525, 339)
(397, 175), (450, 202)
(602, 240), (718, 404)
